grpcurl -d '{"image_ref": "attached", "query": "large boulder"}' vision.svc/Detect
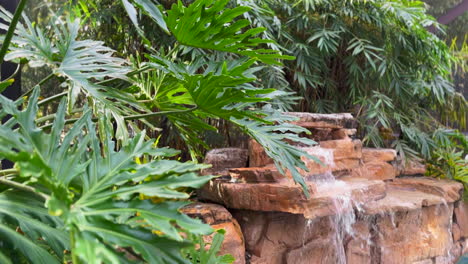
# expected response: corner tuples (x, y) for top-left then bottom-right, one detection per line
(200, 178), (386, 219)
(371, 205), (454, 264)
(232, 210), (348, 264)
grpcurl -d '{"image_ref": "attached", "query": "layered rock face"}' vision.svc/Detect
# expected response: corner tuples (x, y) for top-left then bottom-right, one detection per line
(196, 112), (467, 264)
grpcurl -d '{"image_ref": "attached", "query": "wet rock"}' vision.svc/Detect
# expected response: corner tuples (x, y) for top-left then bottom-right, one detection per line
(232, 210), (344, 264)
(363, 188), (446, 215)
(286, 237), (340, 264)
(346, 221), (372, 264)
(388, 177), (463, 203)
(200, 178), (386, 219)
(362, 148), (397, 163)
(433, 241), (462, 264)
(181, 203), (245, 264)
(285, 112), (356, 129)
(289, 139), (363, 177)
(372, 204), (454, 264)
(203, 148), (248, 175)
(248, 139), (273, 167)
(454, 201), (468, 239)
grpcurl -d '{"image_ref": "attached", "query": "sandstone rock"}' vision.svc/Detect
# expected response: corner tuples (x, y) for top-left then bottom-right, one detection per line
(181, 203), (245, 264)
(363, 188), (446, 215)
(211, 221), (245, 264)
(462, 238), (468, 254)
(300, 128), (357, 142)
(388, 177), (463, 203)
(248, 139), (273, 167)
(455, 201), (468, 239)
(433, 241), (462, 264)
(249, 137), (363, 177)
(229, 167), (288, 183)
(372, 204), (454, 264)
(401, 160), (427, 175)
(362, 148), (397, 163)
(286, 237), (341, 264)
(232, 210), (345, 264)
(305, 128), (333, 141)
(290, 139), (363, 177)
(285, 112), (356, 129)
(181, 203), (232, 225)
(412, 260), (433, 264)
(331, 128), (357, 140)
(352, 161), (397, 181)
(346, 221), (372, 264)
(454, 222), (462, 242)
(203, 148), (248, 175)
(200, 178), (386, 219)
(319, 139), (363, 160)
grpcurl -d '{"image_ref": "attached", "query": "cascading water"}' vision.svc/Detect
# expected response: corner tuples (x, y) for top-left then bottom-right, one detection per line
(302, 152), (362, 264)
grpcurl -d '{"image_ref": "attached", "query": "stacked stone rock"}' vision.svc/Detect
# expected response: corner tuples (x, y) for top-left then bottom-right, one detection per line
(184, 112), (467, 264)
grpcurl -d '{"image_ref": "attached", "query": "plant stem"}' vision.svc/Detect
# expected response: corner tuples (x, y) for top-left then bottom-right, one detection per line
(0, 0), (29, 65)
(0, 178), (49, 200)
(35, 108), (83, 124)
(123, 106), (197, 120)
(38, 106), (198, 130)
(70, 228), (79, 264)
(38, 91), (68, 106)
(0, 169), (17, 176)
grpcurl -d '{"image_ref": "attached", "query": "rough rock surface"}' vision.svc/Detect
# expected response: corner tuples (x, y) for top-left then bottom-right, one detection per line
(200, 178), (386, 219)
(248, 139), (273, 167)
(351, 161), (397, 181)
(285, 112), (356, 129)
(387, 177), (463, 203)
(228, 166), (286, 183)
(362, 148), (397, 163)
(401, 160), (427, 175)
(454, 201), (468, 240)
(181, 203), (245, 264)
(232, 210), (349, 264)
(198, 112), (466, 264)
(372, 204), (454, 264)
(203, 148), (248, 175)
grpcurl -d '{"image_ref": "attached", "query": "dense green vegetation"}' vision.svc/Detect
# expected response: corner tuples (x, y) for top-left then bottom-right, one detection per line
(0, 0), (466, 263)
(0, 0), (315, 262)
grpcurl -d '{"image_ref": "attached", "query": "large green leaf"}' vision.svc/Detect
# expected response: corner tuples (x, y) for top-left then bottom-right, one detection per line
(137, 56), (316, 193)
(0, 223), (60, 264)
(0, 9), (149, 143)
(0, 191), (66, 264)
(0, 88), (215, 263)
(166, 0), (294, 65)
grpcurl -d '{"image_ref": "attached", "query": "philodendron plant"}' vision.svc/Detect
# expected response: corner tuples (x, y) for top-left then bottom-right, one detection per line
(0, 0), (315, 263)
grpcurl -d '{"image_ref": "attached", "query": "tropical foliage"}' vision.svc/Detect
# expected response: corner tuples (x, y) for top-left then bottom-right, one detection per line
(236, 0), (467, 163)
(426, 129), (468, 199)
(0, 0), (315, 263)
